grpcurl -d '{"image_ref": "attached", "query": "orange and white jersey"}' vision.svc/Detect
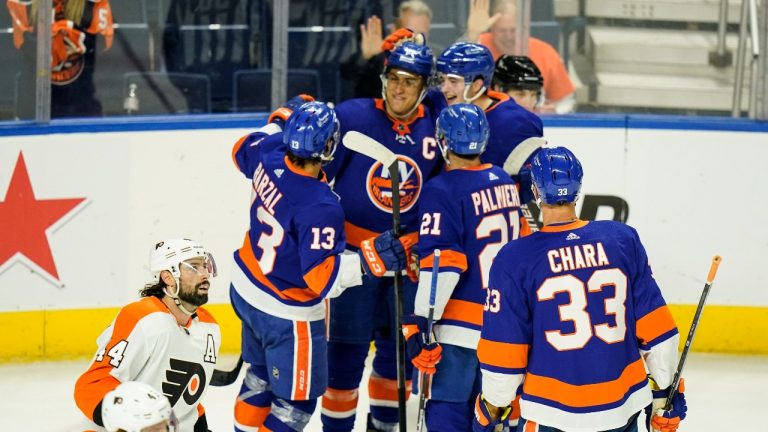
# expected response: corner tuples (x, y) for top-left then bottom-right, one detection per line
(74, 296), (220, 431)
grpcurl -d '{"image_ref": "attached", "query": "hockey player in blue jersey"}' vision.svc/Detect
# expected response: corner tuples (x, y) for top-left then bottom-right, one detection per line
(320, 41), (444, 431)
(403, 103), (531, 431)
(228, 101), (414, 432)
(435, 42), (544, 205)
(473, 147), (688, 432)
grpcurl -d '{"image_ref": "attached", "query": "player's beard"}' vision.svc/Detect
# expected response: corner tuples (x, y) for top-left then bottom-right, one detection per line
(179, 282), (209, 306)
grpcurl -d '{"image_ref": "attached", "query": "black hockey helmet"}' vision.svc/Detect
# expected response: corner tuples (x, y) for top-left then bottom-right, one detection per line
(492, 55), (544, 92)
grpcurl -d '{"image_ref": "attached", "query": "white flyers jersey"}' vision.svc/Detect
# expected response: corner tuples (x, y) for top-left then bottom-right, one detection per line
(74, 296), (221, 431)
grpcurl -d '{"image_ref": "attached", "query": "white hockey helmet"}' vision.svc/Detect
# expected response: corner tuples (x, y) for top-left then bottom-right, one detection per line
(101, 381), (178, 432)
(149, 238), (217, 283)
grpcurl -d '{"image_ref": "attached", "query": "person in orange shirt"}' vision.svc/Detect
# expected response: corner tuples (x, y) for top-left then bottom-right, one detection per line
(463, 0), (576, 113)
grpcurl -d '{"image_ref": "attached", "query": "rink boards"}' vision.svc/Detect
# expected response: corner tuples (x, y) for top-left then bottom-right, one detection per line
(0, 114), (766, 361)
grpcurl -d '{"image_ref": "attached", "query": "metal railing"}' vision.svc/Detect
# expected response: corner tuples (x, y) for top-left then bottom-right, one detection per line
(732, 0), (765, 118)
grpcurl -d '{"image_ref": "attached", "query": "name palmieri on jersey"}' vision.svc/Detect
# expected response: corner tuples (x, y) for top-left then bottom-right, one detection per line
(471, 183), (521, 216)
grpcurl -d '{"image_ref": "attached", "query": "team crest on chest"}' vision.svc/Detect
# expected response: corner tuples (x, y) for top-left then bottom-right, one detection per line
(365, 155), (422, 213)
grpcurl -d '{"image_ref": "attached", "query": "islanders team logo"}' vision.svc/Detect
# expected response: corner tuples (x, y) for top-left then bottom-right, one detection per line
(366, 155), (422, 213)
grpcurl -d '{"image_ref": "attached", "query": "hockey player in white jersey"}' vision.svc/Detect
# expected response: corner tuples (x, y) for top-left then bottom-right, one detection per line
(75, 238), (221, 432)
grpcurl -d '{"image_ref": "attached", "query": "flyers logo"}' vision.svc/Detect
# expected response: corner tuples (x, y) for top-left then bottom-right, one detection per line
(366, 155), (422, 213)
(162, 358), (207, 407)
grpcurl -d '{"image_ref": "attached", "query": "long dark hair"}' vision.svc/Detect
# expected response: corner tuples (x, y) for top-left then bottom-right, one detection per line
(140, 280), (166, 299)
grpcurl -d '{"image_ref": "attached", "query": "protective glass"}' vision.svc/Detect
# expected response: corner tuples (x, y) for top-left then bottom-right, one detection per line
(383, 72), (422, 90)
(180, 252), (217, 278)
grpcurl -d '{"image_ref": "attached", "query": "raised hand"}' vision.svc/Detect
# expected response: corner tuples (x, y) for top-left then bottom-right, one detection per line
(360, 15), (384, 60)
(267, 94), (315, 127)
(465, 0), (501, 43)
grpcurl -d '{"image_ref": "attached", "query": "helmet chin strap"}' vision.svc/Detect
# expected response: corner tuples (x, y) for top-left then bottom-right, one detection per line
(463, 84), (486, 103)
(163, 279), (197, 316)
(381, 77), (428, 120)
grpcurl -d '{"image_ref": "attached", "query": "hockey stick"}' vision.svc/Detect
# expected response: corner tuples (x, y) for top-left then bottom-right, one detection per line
(663, 255), (722, 410)
(210, 355), (244, 386)
(501, 137), (547, 233)
(342, 131), (408, 431)
(416, 249), (441, 432)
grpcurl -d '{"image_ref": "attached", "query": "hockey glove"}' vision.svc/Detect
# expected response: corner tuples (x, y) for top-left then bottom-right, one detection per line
(402, 315), (441, 375)
(381, 27), (426, 52)
(472, 393), (511, 432)
(647, 378), (687, 432)
(406, 242), (419, 282)
(358, 229), (415, 277)
(267, 94), (315, 128)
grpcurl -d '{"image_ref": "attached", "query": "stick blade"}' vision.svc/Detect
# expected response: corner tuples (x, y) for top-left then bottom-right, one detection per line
(502, 137), (547, 175)
(342, 131), (398, 167)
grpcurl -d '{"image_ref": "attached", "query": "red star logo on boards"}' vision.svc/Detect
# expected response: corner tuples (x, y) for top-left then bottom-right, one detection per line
(0, 151), (86, 284)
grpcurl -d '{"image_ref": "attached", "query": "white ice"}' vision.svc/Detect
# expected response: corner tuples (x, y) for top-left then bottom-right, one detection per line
(1, 352), (765, 431)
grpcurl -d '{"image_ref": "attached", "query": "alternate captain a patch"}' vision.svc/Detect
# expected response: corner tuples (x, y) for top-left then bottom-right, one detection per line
(365, 155), (422, 213)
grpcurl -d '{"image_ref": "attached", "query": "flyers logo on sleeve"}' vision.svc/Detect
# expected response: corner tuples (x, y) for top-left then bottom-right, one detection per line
(365, 155), (422, 213)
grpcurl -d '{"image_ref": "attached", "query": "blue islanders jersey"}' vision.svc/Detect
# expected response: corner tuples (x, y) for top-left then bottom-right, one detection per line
(478, 220), (680, 431)
(325, 98), (444, 249)
(423, 89), (543, 171)
(481, 90), (544, 169)
(230, 130), (348, 321)
(416, 164), (531, 349)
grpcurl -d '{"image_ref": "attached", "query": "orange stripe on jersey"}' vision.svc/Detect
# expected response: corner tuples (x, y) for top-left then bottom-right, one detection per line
(234, 399), (269, 427)
(345, 222), (379, 249)
(420, 250), (468, 272)
(477, 338), (529, 369)
(442, 299), (483, 326)
(303, 255), (338, 296)
(449, 163), (494, 172)
(523, 357), (647, 408)
(232, 134), (249, 170)
(520, 216), (532, 237)
(292, 321), (311, 400)
(540, 220), (589, 233)
(195, 306), (218, 324)
(523, 418), (538, 432)
(322, 388), (359, 413)
(636, 305), (677, 345)
(484, 90), (511, 113)
(238, 234), (319, 303)
(75, 297), (168, 420)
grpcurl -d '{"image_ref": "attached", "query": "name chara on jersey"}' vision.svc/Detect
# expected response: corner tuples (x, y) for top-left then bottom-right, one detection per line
(547, 242), (610, 273)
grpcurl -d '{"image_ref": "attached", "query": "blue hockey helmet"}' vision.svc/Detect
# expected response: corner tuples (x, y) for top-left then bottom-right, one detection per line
(436, 42), (495, 87)
(436, 103), (490, 156)
(530, 146), (583, 204)
(385, 41), (435, 82)
(283, 101), (340, 163)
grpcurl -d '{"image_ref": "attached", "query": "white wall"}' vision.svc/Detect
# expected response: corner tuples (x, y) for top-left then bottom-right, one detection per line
(0, 122), (764, 311)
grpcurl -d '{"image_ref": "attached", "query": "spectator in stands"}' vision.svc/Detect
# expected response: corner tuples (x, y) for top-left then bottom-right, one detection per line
(341, 0), (435, 99)
(7, 0), (114, 118)
(463, 0), (575, 113)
